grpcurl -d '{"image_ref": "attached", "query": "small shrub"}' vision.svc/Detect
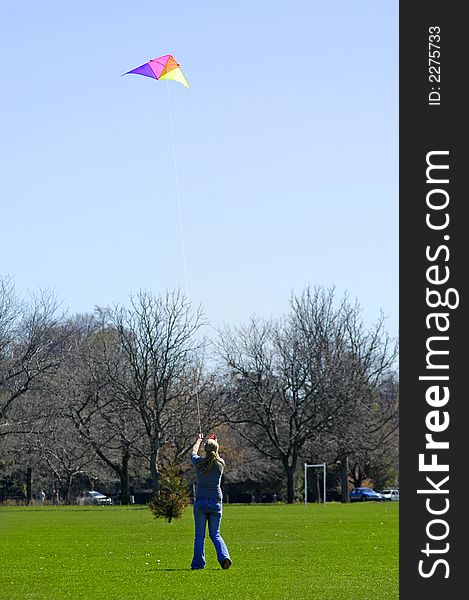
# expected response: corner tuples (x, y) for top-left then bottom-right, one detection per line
(148, 465), (190, 523)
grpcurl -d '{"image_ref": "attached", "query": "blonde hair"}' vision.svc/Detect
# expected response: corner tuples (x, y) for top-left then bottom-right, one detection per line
(198, 438), (225, 474)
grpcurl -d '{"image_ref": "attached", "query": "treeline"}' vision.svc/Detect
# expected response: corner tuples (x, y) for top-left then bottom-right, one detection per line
(0, 276), (398, 504)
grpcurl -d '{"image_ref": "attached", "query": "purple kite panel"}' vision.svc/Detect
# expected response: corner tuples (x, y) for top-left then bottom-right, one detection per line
(124, 63), (157, 79)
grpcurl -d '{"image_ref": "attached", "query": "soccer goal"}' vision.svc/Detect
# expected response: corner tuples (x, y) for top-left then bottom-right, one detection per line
(304, 462), (327, 505)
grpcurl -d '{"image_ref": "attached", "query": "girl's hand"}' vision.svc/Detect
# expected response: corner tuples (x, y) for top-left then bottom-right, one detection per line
(198, 433), (204, 440)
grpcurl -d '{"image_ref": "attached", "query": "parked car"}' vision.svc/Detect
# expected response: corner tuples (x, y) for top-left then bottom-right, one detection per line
(381, 488), (399, 501)
(81, 490), (112, 506)
(350, 487), (384, 502)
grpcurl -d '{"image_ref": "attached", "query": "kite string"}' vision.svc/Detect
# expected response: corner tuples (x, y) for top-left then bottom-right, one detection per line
(166, 82), (202, 435)
(166, 82), (189, 296)
(196, 390), (202, 436)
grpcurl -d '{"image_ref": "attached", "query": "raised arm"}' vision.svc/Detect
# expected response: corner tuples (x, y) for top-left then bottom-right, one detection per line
(191, 433), (204, 455)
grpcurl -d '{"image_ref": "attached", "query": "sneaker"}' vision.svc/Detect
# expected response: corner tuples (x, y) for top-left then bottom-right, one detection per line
(221, 558), (232, 570)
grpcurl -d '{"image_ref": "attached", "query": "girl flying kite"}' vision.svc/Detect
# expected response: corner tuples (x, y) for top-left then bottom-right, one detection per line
(190, 434), (232, 570)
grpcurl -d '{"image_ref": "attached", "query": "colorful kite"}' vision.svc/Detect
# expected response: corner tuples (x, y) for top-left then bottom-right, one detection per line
(123, 54), (189, 88)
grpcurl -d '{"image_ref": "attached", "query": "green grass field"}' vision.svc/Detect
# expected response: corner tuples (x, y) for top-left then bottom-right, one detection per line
(0, 503), (398, 600)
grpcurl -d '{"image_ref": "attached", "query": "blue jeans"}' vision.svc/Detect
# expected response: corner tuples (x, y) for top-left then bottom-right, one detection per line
(191, 498), (231, 569)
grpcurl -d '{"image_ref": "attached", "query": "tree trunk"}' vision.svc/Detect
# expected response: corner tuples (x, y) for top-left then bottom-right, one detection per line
(120, 445), (131, 505)
(315, 471), (321, 503)
(286, 469), (295, 503)
(92, 442), (132, 505)
(150, 440), (160, 494)
(62, 476), (73, 505)
(351, 463), (363, 488)
(26, 466), (33, 505)
(340, 450), (350, 503)
(284, 454), (298, 504)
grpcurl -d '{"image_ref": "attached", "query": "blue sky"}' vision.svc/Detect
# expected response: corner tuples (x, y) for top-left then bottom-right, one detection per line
(1, 1), (398, 338)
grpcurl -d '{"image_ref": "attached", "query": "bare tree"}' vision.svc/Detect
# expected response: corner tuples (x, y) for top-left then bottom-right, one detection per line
(161, 365), (231, 465)
(48, 314), (143, 504)
(32, 412), (96, 504)
(218, 287), (398, 503)
(218, 314), (331, 503)
(0, 276), (65, 423)
(291, 288), (398, 501)
(98, 290), (205, 492)
(345, 373), (399, 490)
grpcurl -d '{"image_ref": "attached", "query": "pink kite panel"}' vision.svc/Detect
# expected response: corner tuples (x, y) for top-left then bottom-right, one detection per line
(149, 55), (171, 79)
